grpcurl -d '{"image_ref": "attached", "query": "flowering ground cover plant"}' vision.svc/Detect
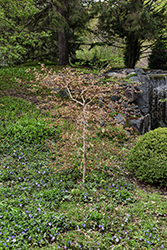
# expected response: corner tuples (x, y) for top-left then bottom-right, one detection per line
(0, 66), (167, 249)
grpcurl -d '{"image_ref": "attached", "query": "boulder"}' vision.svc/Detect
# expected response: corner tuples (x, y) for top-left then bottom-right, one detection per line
(127, 114), (151, 135)
(111, 95), (120, 102)
(115, 113), (125, 126)
(123, 89), (138, 102)
(52, 86), (69, 97)
(122, 69), (136, 74)
(106, 72), (119, 77)
(134, 68), (151, 114)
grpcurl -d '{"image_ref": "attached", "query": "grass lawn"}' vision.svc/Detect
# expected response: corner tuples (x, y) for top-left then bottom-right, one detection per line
(0, 65), (167, 250)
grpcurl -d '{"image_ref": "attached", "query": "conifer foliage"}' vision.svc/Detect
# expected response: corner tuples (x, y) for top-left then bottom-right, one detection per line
(148, 37), (167, 70)
(0, 0), (167, 67)
(97, 0), (166, 68)
(0, 0), (90, 65)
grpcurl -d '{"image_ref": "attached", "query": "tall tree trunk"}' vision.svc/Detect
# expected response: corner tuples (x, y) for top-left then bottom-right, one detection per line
(124, 35), (141, 68)
(58, 2), (69, 66)
(58, 28), (69, 65)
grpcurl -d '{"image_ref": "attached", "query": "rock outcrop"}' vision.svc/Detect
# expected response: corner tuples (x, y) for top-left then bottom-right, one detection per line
(106, 68), (167, 134)
(132, 68), (151, 114)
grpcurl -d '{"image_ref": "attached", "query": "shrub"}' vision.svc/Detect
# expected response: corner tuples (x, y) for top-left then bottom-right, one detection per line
(126, 127), (167, 186)
(75, 45), (124, 68)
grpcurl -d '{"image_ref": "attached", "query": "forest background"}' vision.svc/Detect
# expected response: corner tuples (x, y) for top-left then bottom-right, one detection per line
(0, 0), (167, 69)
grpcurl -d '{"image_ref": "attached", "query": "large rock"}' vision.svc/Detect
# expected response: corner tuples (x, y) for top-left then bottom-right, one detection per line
(115, 113), (125, 126)
(106, 68), (136, 78)
(134, 69), (167, 129)
(52, 86), (69, 97)
(134, 68), (151, 114)
(106, 67), (167, 133)
(123, 88), (138, 102)
(127, 114), (151, 135)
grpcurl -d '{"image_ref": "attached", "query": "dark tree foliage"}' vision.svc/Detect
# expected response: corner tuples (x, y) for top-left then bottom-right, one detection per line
(148, 37), (167, 70)
(33, 0), (92, 65)
(0, 0), (91, 65)
(97, 0), (166, 68)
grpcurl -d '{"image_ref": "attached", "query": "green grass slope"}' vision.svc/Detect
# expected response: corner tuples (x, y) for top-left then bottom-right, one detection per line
(0, 66), (166, 250)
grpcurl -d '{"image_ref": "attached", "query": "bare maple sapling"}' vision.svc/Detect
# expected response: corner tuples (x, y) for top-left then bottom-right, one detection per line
(28, 65), (114, 182)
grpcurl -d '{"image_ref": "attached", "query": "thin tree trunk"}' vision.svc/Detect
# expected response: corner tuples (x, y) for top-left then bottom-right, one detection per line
(58, 2), (69, 66)
(58, 28), (69, 66)
(82, 106), (87, 182)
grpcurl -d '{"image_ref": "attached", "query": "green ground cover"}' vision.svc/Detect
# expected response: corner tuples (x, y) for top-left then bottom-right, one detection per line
(0, 66), (166, 250)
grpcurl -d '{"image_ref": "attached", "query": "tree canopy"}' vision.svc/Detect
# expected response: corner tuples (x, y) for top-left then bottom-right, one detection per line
(96, 0), (167, 68)
(0, 0), (167, 67)
(0, 0), (53, 64)
(0, 0), (91, 65)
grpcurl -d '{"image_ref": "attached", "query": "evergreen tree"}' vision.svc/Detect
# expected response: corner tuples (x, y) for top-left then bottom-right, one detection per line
(97, 0), (166, 68)
(0, 0), (91, 65)
(148, 36), (167, 69)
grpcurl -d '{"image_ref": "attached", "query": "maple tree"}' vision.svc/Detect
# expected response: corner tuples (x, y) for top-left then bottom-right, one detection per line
(24, 64), (141, 182)
(26, 65), (117, 182)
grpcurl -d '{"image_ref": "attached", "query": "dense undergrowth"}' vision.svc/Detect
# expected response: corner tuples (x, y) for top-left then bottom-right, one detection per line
(0, 66), (167, 250)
